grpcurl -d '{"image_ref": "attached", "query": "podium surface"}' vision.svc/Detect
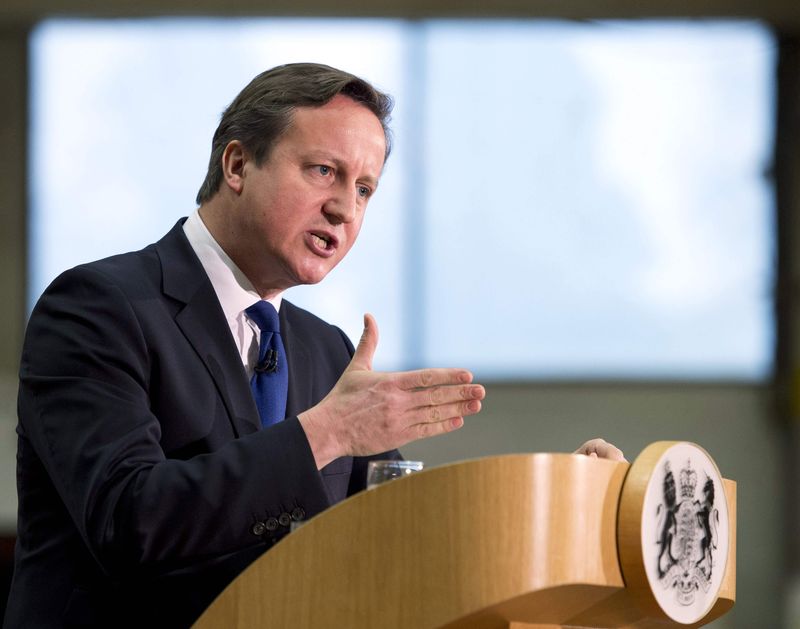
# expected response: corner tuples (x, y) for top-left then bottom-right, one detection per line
(195, 449), (735, 628)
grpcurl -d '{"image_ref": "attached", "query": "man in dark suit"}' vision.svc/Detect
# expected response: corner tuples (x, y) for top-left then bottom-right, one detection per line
(5, 63), (488, 628)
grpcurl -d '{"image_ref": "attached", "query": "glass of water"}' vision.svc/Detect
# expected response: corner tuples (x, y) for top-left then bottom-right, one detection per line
(366, 460), (424, 490)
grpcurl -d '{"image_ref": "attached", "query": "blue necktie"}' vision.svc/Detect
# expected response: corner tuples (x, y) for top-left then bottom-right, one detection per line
(245, 301), (288, 427)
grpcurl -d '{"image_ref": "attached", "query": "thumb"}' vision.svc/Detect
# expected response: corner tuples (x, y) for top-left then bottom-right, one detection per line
(348, 313), (379, 372)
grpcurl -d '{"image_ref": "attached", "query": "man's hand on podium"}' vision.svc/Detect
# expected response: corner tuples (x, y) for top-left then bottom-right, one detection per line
(573, 438), (627, 462)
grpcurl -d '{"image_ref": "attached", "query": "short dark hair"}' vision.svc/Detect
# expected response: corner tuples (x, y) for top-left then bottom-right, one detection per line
(196, 62), (394, 205)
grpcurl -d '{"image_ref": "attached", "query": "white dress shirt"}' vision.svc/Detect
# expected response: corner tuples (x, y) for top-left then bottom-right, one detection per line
(183, 209), (283, 378)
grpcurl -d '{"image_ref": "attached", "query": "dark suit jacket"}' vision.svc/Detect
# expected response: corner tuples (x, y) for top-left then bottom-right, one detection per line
(5, 220), (398, 628)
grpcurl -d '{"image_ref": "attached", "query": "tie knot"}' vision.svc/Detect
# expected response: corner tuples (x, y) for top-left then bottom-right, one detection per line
(246, 301), (280, 334)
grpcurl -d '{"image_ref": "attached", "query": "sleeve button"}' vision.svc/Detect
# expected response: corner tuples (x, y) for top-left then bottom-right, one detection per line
(291, 507), (306, 521)
(265, 517), (279, 531)
(251, 521), (266, 536)
(278, 512), (291, 527)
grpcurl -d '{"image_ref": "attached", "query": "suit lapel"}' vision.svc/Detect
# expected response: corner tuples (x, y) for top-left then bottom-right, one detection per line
(151, 223), (357, 500)
(155, 220), (261, 437)
(152, 221), (354, 500)
(280, 302), (314, 419)
(281, 301), (353, 503)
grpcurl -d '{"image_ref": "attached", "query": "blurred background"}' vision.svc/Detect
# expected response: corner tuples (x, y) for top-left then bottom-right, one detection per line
(2, 1), (800, 627)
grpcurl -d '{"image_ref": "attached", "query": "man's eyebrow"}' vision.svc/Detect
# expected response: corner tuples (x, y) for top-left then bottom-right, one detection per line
(359, 173), (380, 189)
(310, 152), (381, 188)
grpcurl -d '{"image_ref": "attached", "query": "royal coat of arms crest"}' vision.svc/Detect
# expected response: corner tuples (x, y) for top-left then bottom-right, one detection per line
(654, 459), (720, 606)
(619, 441), (730, 625)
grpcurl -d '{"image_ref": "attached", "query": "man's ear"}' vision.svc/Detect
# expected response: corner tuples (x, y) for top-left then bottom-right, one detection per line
(221, 140), (248, 195)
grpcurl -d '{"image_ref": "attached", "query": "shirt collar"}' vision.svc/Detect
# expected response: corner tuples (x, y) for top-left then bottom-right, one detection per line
(183, 209), (282, 322)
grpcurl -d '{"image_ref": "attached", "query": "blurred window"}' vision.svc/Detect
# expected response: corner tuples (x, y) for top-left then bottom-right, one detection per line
(30, 19), (775, 378)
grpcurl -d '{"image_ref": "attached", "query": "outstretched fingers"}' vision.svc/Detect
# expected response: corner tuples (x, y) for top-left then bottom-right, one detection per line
(399, 385), (484, 437)
(394, 368), (475, 391)
(403, 414), (467, 442)
(407, 382), (485, 412)
(390, 370), (485, 437)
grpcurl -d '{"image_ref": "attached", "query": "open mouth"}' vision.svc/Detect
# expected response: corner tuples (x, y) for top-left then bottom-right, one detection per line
(308, 231), (338, 256)
(311, 233), (331, 250)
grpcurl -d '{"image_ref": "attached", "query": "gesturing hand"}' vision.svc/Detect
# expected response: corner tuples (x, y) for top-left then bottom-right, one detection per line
(298, 314), (486, 469)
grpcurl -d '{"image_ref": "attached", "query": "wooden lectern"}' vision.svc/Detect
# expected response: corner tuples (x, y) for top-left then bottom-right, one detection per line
(194, 447), (735, 628)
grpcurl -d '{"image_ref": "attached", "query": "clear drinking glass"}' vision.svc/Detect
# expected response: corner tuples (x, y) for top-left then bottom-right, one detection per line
(366, 460), (424, 490)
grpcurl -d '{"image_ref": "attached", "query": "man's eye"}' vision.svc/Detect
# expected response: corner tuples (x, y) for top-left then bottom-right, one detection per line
(317, 165), (332, 176)
(358, 186), (371, 198)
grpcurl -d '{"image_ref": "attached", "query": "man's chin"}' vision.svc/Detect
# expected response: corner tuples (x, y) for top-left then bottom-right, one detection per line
(293, 265), (334, 287)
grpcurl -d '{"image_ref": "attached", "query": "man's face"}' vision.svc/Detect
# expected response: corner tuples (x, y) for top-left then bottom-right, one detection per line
(230, 94), (387, 296)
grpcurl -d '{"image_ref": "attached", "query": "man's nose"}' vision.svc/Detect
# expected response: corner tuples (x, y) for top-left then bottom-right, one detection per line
(323, 183), (358, 224)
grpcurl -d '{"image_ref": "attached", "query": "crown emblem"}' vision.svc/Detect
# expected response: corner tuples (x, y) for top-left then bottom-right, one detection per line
(679, 460), (697, 498)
